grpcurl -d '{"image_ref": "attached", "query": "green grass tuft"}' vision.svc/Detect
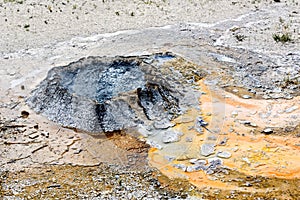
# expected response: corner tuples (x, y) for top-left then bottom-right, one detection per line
(272, 33), (292, 43)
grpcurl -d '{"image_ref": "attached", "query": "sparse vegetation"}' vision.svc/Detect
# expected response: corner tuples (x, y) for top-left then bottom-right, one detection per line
(47, 5), (52, 12)
(24, 24), (30, 31)
(273, 17), (293, 43)
(282, 74), (300, 88)
(273, 33), (292, 43)
(235, 34), (246, 42)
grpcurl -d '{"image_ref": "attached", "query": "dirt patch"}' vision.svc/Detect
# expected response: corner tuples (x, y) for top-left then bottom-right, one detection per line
(0, 164), (174, 199)
(104, 131), (150, 153)
(255, 123), (300, 137)
(2, 164), (298, 199)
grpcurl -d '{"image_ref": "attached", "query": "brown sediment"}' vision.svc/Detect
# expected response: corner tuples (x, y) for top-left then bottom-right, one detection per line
(104, 131), (150, 153)
(0, 165), (157, 199)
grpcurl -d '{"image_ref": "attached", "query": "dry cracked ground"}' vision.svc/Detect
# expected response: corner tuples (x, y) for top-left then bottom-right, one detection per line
(1, 0), (300, 199)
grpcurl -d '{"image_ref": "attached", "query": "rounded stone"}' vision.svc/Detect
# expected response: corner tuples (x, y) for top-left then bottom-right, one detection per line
(217, 151), (232, 159)
(200, 143), (215, 157)
(262, 128), (273, 134)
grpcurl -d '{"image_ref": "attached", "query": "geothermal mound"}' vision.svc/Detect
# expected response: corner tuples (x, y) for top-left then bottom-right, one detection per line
(27, 53), (204, 133)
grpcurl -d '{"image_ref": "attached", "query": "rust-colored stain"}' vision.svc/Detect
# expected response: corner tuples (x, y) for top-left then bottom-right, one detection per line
(148, 79), (300, 190)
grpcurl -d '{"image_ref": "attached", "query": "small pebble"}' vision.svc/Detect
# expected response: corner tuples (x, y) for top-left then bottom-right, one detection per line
(219, 137), (228, 146)
(242, 95), (251, 99)
(29, 133), (39, 139)
(244, 182), (253, 187)
(232, 147), (239, 152)
(262, 128), (273, 134)
(21, 110), (29, 118)
(197, 117), (208, 127)
(239, 120), (251, 125)
(41, 131), (49, 138)
(194, 160), (206, 165)
(207, 157), (223, 165)
(47, 184), (61, 188)
(285, 106), (298, 113)
(185, 137), (193, 142)
(231, 111), (238, 118)
(73, 149), (82, 154)
(242, 157), (251, 164)
(173, 164), (186, 171)
(162, 130), (183, 143)
(200, 143), (215, 157)
(165, 156), (175, 162)
(250, 111), (257, 115)
(189, 158), (198, 164)
(217, 151), (232, 159)
(146, 141), (163, 149)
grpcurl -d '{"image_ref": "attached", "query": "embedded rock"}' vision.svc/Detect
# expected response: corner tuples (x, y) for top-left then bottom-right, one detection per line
(262, 128), (273, 134)
(217, 151), (232, 159)
(162, 130), (183, 143)
(200, 143), (215, 157)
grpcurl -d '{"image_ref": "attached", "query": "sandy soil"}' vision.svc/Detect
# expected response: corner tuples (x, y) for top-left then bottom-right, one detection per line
(0, 0), (281, 52)
(1, 0), (300, 199)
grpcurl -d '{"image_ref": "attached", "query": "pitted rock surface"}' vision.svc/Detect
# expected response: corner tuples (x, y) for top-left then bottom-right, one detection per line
(27, 53), (204, 133)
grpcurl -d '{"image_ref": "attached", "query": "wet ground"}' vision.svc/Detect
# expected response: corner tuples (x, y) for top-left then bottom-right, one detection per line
(1, 1), (300, 199)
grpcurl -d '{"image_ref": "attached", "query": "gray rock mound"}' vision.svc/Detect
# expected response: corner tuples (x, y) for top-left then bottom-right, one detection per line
(27, 53), (204, 133)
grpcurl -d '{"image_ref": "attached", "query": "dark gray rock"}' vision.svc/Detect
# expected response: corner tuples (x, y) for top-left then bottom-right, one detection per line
(239, 120), (257, 127)
(207, 157), (223, 172)
(196, 116), (208, 127)
(27, 53), (204, 134)
(96, 100), (138, 132)
(186, 164), (207, 172)
(219, 137), (228, 146)
(137, 83), (179, 121)
(195, 116), (208, 134)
